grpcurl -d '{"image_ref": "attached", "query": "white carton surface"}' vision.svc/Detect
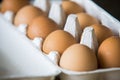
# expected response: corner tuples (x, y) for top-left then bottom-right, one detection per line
(0, 14), (60, 80)
(0, 0), (120, 80)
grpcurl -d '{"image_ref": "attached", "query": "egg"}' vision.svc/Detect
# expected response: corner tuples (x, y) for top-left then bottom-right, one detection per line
(27, 16), (60, 39)
(91, 24), (114, 45)
(98, 36), (120, 68)
(42, 30), (77, 55)
(59, 44), (98, 71)
(62, 1), (84, 16)
(1, 0), (29, 13)
(14, 5), (46, 26)
(77, 13), (99, 29)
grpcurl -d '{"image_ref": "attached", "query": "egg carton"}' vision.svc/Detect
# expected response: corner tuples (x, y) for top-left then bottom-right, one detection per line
(0, 0), (61, 80)
(0, 14), (62, 80)
(0, 13), (61, 80)
(0, 0), (120, 80)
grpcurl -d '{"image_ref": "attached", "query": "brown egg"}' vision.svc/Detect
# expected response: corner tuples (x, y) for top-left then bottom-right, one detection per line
(77, 13), (99, 29)
(98, 36), (120, 68)
(62, 1), (84, 16)
(27, 16), (60, 39)
(14, 5), (46, 26)
(60, 44), (98, 71)
(42, 30), (77, 55)
(91, 24), (114, 45)
(1, 0), (29, 13)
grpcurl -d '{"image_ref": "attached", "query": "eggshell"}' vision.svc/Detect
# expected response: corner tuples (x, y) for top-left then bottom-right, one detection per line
(59, 44), (98, 71)
(14, 5), (46, 26)
(77, 13), (99, 29)
(91, 24), (114, 45)
(27, 16), (60, 39)
(62, 1), (84, 16)
(42, 30), (77, 55)
(98, 36), (120, 68)
(1, 0), (29, 13)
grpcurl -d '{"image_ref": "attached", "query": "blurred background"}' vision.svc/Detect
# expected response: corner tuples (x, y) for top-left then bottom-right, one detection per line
(93, 0), (120, 21)
(0, 0), (120, 21)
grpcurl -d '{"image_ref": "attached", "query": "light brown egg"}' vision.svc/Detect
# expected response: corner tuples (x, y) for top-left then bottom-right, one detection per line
(1, 0), (29, 13)
(62, 1), (84, 16)
(77, 13), (99, 29)
(98, 36), (120, 68)
(60, 44), (98, 71)
(42, 30), (77, 55)
(91, 24), (114, 45)
(27, 16), (60, 39)
(14, 5), (46, 26)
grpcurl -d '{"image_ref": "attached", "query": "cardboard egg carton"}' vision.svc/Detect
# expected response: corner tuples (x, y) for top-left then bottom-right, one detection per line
(0, 0), (120, 80)
(0, 13), (61, 80)
(0, 0), (61, 80)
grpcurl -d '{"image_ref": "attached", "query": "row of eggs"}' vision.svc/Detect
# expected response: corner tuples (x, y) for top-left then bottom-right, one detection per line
(0, 0), (120, 72)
